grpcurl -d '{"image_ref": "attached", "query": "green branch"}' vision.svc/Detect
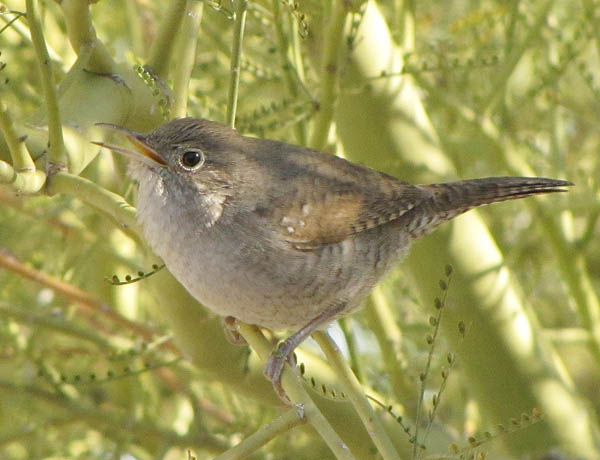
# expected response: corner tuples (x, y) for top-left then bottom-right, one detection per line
(0, 160), (45, 193)
(0, 247), (176, 349)
(45, 172), (139, 235)
(237, 323), (356, 460)
(535, 206), (600, 364)
(25, 0), (67, 167)
(272, 0), (308, 144)
(60, 0), (116, 73)
(125, 0), (145, 56)
(0, 100), (35, 171)
(0, 97), (46, 193)
(214, 408), (306, 460)
(0, 303), (114, 350)
(172, 0), (204, 118)
(313, 331), (401, 460)
(364, 287), (412, 400)
(147, 0), (188, 79)
(338, 318), (364, 383)
(308, 0), (349, 150)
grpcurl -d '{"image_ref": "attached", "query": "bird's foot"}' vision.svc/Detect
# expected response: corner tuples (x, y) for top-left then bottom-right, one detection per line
(264, 340), (297, 404)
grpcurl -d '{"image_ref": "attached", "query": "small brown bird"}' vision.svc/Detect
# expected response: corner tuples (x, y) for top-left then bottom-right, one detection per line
(94, 117), (571, 401)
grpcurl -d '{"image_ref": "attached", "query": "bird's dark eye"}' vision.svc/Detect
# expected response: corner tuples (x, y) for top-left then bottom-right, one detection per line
(180, 149), (204, 169)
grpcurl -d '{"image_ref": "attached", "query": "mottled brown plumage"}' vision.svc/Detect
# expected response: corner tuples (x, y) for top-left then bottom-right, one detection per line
(95, 117), (571, 402)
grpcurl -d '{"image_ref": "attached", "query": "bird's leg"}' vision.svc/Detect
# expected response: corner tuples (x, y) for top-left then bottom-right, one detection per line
(264, 302), (346, 403)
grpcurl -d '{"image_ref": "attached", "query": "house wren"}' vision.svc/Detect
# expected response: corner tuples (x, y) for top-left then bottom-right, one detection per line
(94, 117), (571, 401)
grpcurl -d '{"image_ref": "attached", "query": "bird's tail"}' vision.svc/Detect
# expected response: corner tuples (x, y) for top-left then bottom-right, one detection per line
(406, 177), (572, 239)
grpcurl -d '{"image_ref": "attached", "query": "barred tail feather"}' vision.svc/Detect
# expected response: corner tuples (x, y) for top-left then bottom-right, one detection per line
(431, 177), (572, 209)
(406, 177), (572, 239)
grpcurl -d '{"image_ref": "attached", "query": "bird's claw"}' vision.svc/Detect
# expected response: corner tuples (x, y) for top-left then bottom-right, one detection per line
(264, 343), (297, 404)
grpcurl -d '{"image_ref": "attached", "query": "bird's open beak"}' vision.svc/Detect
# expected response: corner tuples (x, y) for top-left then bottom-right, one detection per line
(92, 123), (167, 167)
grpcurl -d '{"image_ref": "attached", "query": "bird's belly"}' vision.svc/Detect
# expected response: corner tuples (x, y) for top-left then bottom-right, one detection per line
(138, 194), (410, 330)
(146, 228), (389, 329)
(157, 235), (340, 330)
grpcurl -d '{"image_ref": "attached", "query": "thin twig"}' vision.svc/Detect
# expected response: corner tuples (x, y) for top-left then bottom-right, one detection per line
(214, 407), (306, 460)
(227, 0), (249, 127)
(412, 273), (452, 459)
(0, 248), (179, 354)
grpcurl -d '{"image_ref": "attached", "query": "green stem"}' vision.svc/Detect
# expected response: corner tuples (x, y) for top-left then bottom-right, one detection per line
(272, 0), (307, 144)
(237, 323), (356, 460)
(309, 0), (349, 150)
(397, 0), (415, 50)
(60, 0), (116, 73)
(45, 172), (139, 235)
(25, 0), (67, 167)
(0, 100), (35, 171)
(412, 280), (448, 459)
(0, 247), (172, 348)
(578, 208), (600, 250)
(147, 0), (188, 79)
(214, 408), (306, 460)
(227, 0), (249, 128)
(289, 12), (307, 84)
(313, 331), (401, 460)
(0, 303), (114, 350)
(364, 287), (412, 400)
(535, 207), (600, 364)
(173, 0), (204, 118)
(126, 0), (145, 57)
(338, 318), (364, 383)
(0, 160), (46, 193)
(542, 328), (593, 345)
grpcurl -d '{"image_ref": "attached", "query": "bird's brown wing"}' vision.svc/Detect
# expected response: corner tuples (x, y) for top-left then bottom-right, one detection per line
(255, 164), (430, 251)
